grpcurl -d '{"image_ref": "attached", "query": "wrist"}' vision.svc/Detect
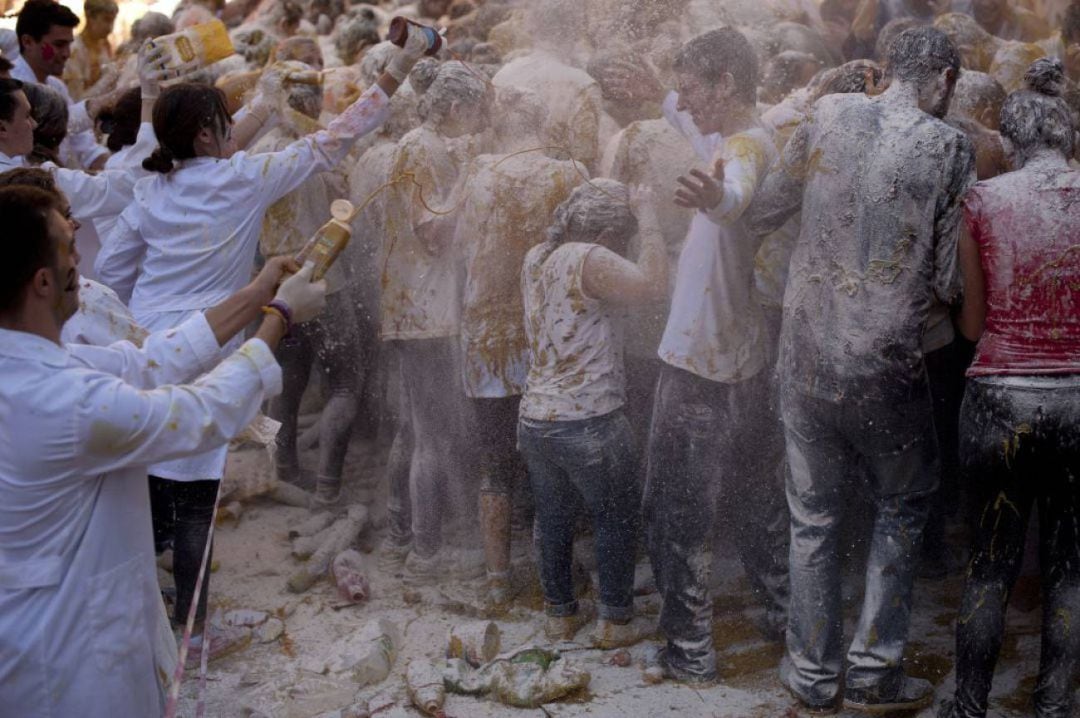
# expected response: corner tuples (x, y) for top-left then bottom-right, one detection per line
(263, 299), (293, 335)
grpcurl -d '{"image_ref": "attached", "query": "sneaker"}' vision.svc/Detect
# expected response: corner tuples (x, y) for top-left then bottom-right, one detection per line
(544, 598), (596, 641)
(486, 571), (512, 608)
(589, 617), (652, 650)
(377, 537), (412, 573)
(452, 549), (486, 581)
(844, 675), (934, 714)
(936, 699), (958, 718)
(657, 647), (719, 686)
(403, 549), (443, 585)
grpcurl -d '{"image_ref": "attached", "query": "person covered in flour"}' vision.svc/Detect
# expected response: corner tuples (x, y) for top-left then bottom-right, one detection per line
(93, 23), (431, 656)
(0, 183), (327, 718)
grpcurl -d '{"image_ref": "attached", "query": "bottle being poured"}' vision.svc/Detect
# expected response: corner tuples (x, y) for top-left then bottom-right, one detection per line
(294, 199), (356, 281)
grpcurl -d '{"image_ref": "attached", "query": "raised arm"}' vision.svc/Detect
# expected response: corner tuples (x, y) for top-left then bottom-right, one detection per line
(582, 191), (668, 305)
(746, 118), (811, 237)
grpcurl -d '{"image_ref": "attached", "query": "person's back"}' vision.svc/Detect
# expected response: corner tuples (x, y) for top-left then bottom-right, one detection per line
(964, 158), (1080, 376)
(779, 90), (973, 401)
(520, 241), (625, 422)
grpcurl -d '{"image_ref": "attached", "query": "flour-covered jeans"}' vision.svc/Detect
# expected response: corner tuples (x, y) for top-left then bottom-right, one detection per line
(518, 410), (640, 621)
(782, 387), (937, 703)
(644, 365), (790, 679)
(952, 377), (1080, 718)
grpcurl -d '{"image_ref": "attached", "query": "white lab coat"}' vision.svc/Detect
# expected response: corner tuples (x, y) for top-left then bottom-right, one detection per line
(0, 150), (138, 222)
(0, 314), (282, 718)
(95, 85), (390, 481)
(11, 55), (109, 170)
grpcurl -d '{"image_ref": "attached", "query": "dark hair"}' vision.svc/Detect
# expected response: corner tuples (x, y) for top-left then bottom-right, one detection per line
(886, 27), (961, 85)
(16, 0), (79, 53)
(144, 83), (231, 173)
(0, 185), (62, 314)
(0, 56), (12, 75)
(22, 82), (68, 164)
(673, 28), (758, 105)
(0, 78), (25, 122)
(98, 86), (141, 152)
(1000, 58), (1075, 161)
(0, 166), (60, 193)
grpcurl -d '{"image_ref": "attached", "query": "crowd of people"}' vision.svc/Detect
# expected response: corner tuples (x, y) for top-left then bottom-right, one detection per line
(0, 0), (1077, 715)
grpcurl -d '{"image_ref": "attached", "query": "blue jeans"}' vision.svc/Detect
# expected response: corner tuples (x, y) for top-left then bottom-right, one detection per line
(643, 364), (790, 679)
(782, 387), (937, 704)
(517, 410), (640, 622)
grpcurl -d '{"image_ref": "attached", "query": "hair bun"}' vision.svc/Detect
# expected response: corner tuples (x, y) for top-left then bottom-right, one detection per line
(1024, 57), (1065, 98)
(142, 145), (175, 174)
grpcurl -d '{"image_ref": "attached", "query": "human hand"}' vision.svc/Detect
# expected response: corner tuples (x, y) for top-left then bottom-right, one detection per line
(274, 262), (327, 324)
(252, 256), (301, 306)
(402, 22), (435, 62)
(674, 164), (725, 212)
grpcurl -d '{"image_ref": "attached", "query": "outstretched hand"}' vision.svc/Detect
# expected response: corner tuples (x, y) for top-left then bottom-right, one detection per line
(674, 162), (725, 212)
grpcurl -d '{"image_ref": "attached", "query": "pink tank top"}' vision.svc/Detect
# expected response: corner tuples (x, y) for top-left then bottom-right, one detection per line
(964, 165), (1080, 377)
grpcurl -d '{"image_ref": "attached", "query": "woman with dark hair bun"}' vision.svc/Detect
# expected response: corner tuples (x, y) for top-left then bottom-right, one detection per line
(940, 57), (1080, 718)
(93, 29), (429, 657)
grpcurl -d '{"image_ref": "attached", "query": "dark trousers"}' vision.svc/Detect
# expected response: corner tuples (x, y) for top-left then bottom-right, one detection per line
(270, 292), (361, 482)
(643, 364), (790, 678)
(149, 477), (219, 625)
(518, 410), (640, 621)
(952, 377), (1080, 718)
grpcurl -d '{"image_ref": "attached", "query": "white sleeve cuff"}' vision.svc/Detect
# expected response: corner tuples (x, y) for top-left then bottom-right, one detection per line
(236, 338), (283, 397)
(178, 313), (226, 373)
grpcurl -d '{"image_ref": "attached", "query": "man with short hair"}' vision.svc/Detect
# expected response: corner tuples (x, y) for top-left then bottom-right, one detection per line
(0, 184), (326, 717)
(642, 27), (791, 686)
(749, 27), (977, 713)
(13, 0), (108, 169)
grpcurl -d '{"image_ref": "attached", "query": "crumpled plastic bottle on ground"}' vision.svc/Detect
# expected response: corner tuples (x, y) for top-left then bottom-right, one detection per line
(441, 646), (591, 709)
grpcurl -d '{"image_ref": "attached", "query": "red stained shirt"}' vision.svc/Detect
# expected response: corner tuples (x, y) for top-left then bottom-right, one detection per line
(965, 162), (1080, 377)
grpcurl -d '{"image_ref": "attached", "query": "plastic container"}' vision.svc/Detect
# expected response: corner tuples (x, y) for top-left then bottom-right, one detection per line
(406, 660), (446, 716)
(295, 199), (355, 282)
(150, 19), (234, 74)
(387, 16), (442, 56)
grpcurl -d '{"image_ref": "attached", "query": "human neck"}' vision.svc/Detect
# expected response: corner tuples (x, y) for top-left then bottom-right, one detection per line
(880, 81), (922, 110)
(0, 140), (24, 160)
(25, 57), (48, 83)
(1020, 147), (1069, 171)
(0, 305), (61, 345)
(716, 103), (757, 137)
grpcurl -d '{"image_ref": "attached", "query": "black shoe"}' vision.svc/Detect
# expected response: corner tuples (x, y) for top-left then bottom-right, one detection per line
(936, 699), (958, 718)
(844, 675), (934, 713)
(657, 647), (719, 686)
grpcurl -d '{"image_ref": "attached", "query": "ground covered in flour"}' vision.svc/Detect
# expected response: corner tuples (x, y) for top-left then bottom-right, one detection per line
(172, 438), (1054, 718)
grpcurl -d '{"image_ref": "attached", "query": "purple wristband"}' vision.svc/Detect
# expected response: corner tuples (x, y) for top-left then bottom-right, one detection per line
(267, 299), (293, 334)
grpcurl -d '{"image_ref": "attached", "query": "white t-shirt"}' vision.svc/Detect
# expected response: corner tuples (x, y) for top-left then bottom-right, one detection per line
(520, 242), (625, 422)
(658, 127), (777, 384)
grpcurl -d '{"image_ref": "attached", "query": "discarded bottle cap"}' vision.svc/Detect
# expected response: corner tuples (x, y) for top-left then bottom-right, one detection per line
(388, 16), (442, 57)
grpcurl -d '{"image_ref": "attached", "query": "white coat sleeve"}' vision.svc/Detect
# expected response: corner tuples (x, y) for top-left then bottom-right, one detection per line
(72, 338), (281, 475)
(235, 84), (391, 208)
(95, 206), (146, 303)
(65, 125), (109, 169)
(68, 312), (223, 389)
(52, 165), (137, 221)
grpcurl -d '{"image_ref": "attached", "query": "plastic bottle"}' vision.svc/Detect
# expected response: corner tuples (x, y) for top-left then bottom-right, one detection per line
(294, 200), (355, 282)
(150, 19), (234, 75)
(406, 660), (446, 716)
(387, 16), (442, 56)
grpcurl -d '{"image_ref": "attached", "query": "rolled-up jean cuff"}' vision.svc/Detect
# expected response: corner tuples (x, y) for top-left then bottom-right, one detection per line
(598, 602), (634, 622)
(545, 599), (579, 618)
